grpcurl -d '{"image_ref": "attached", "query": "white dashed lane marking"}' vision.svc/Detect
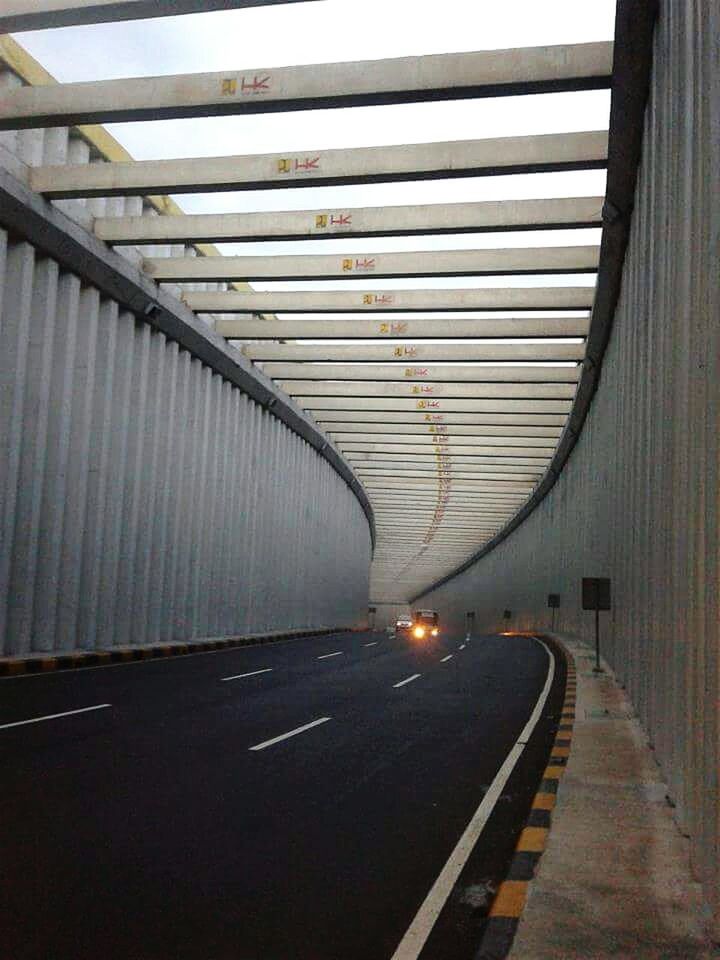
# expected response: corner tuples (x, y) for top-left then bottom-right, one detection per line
(221, 668), (273, 681)
(440, 655), (453, 663)
(317, 651), (343, 660)
(0, 703), (111, 731)
(248, 717), (332, 752)
(393, 674), (421, 689)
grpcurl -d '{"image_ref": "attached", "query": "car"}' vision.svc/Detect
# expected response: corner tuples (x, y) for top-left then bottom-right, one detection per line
(394, 616), (413, 637)
(410, 609), (440, 640)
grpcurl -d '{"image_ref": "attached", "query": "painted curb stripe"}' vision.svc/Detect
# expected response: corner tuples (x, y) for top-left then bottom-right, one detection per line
(475, 637), (576, 960)
(0, 627), (359, 676)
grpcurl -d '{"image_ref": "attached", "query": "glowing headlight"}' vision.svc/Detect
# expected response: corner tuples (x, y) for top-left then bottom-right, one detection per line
(413, 625), (425, 639)
(431, 628), (439, 637)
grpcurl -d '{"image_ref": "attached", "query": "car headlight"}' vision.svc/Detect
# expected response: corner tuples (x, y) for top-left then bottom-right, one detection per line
(413, 625), (425, 639)
(431, 628), (439, 636)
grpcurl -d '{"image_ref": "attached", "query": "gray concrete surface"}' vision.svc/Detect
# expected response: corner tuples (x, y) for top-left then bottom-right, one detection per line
(511, 633), (718, 960)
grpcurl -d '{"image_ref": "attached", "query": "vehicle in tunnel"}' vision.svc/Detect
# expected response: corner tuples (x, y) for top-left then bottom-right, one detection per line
(394, 615), (413, 637)
(411, 609), (440, 640)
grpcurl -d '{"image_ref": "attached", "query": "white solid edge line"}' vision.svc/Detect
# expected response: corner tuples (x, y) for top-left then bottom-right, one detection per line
(0, 703), (112, 731)
(317, 651), (343, 659)
(390, 637), (555, 960)
(393, 673), (421, 688)
(249, 716), (332, 752)
(221, 668), (273, 681)
(459, 644), (466, 650)
(440, 655), (453, 663)
(364, 642), (378, 647)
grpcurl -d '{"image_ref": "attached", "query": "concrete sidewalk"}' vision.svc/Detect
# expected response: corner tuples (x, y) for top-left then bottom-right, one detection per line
(510, 634), (718, 960)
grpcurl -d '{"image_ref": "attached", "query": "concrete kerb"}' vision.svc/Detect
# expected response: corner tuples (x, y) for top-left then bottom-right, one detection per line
(0, 627), (367, 676)
(474, 633), (576, 960)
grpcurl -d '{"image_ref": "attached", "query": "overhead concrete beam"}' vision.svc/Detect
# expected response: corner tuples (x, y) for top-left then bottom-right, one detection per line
(266, 363), (580, 382)
(351, 459), (545, 473)
(311, 409), (569, 423)
(302, 398), (573, 413)
(348, 452), (549, 466)
(145, 245), (600, 282)
(94, 196), (605, 245)
(290, 384), (576, 400)
(218, 315), (591, 339)
(319, 421), (562, 436)
(30, 132), (609, 198)
(360, 478), (533, 492)
(329, 431), (558, 446)
(341, 441), (550, 456)
(185, 285), (595, 313)
(245, 343), (584, 363)
(0, 0), (318, 32)
(357, 470), (539, 482)
(1, 44), (612, 128)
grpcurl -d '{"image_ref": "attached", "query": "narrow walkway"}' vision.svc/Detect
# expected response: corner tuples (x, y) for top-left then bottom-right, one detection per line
(511, 634), (717, 960)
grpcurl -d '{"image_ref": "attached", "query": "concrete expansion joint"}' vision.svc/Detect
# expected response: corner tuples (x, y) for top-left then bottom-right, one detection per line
(475, 636), (576, 960)
(0, 627), (356, 675)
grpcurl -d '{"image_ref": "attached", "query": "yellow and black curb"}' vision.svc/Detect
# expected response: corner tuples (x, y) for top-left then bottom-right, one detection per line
(0, 627), (363, 677)
(475, 642), (577, 959)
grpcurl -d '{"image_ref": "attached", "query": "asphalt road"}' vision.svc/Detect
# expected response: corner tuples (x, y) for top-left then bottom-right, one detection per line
(0, 628), (562, 960)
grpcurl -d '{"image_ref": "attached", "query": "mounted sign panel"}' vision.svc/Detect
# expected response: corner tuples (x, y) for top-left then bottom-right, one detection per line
(582, 577), (611, 672)
(582, 577), (611, 611)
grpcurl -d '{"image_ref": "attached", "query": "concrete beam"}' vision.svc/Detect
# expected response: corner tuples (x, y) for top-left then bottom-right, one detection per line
(358, 470), (539, 483)
(218, 315), (591, 340)
(312, 410), (568, 424)
(300, 396), (572, 410)
(319, 422), (563, 436)
(0, 0), (318, 32)
(2, 44), (612, 128)
(342, 441), (550, 456)
(94, 196), (605, 245)
(352, 460), (545, 473)
(185, 285), (595, 313)
(360, 479), (533, 492)
(245, 343), (584, 363)
(348, 452), (549, 465)
(330, 431), (558, 446)
(145, 245), (599, 282)
(266, 364), (580, 382)
(30, 132), (609, 198)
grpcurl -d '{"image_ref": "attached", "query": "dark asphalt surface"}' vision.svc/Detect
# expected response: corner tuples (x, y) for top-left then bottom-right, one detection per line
(1, 629), (560, 960)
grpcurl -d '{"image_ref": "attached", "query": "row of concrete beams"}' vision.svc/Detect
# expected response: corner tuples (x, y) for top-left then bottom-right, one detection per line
(144, 245), (599, 282)
(0, 0), (317, 33)
(93, 196), (605, 245)
(28, 132), (608, 198)
(188, 286), (595, 313)
(218, 315), (590, 339)
(0, 44), (613, 128)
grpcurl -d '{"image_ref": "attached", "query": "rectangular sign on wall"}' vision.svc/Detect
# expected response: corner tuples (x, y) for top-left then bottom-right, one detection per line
(582, 577), (611, 611)
(548, 593), (560, 608)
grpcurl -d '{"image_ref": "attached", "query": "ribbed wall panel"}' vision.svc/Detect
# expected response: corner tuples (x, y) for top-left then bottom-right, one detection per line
(0, 231), (372, 653)
(417, 0), (719, 933)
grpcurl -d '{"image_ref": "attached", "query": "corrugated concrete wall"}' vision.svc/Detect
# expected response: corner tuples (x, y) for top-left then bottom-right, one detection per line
(0, 229), (372, 654)
(418, 1), (720, 935)
(0, 53), (372, 656)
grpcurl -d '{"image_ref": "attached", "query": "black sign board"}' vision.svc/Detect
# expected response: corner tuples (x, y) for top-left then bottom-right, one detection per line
(582, 577), (611, 611)
(547, 593), (560, 609)
(503, 609), (512, 620)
